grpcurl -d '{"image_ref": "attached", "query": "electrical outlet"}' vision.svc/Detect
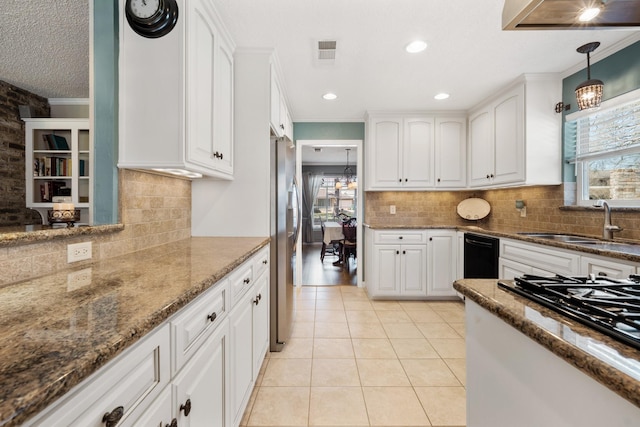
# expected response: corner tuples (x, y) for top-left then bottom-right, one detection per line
(67, 268), (92, 291)
(390, 205), (396, 214)
(67, 242), (92, 263)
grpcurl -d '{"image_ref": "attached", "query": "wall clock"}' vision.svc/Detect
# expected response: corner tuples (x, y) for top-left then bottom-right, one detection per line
(125, 0), (179, 38)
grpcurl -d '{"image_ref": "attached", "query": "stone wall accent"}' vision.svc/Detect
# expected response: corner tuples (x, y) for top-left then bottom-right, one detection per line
(0, 81), (50, 226)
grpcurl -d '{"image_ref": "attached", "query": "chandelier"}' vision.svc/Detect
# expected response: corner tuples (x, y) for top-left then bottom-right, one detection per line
(335, 148), (357, 190)
(575, 41), (604, 111)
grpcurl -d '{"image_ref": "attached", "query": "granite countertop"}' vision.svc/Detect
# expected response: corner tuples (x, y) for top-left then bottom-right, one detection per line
(0, 236), (269, 427)
(453, 279), (640, 409)
(364, 223), (640, 263)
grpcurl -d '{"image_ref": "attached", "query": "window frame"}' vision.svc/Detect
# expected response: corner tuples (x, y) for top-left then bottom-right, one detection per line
(566, 88), (640, 207)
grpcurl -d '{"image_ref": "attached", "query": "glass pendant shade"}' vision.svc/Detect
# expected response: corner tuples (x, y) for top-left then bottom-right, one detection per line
(575, 79), (604, 110)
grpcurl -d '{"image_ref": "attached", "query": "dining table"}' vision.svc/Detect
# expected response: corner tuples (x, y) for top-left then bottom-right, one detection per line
(323, 221), (345, 244)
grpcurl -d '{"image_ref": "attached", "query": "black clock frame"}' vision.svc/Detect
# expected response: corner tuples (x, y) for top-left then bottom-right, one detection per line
(125, 0), (179, 39)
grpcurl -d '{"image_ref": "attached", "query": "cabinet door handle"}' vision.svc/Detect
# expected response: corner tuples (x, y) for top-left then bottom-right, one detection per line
(166, 419), (178, 427)
(207, 312), (217, 322)
(102, 406), (124, 427)
(597, 271), (608, 276)
(490, 174), (494, 178)
(262, 259), (268, 265)
(429, 237), (432, 241)
(437, 178), (441, 182)
(486, 174), (490, 179)
(280, 124), (285, 130)
(180, 399), (192, 417)
(396, 250), (399, 255)
(398, 236), (403, 240)
(243, 278), (251, 284)
(404, 178), (408, 182)
(398, 178), (402, 183)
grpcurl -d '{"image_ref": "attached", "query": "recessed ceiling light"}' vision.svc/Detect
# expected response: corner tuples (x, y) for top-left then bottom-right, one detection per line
(323, 92), (338, 100)
(434, 93), (450, 100)
(405, 40), (427, 53)
(579, 6), (601, 22)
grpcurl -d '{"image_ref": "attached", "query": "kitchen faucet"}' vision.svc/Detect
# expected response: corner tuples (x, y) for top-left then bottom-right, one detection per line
(594, 200), (623, 239)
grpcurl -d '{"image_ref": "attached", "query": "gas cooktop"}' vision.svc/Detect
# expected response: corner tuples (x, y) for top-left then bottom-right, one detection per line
(498, 274), (640, 351)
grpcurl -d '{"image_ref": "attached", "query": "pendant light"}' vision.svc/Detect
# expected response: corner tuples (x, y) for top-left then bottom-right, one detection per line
(575, 41), (604, 111)
(336, 148), (356, 190)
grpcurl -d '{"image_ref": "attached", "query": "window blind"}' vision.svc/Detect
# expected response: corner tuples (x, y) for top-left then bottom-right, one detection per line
(571, 98), (640, 161)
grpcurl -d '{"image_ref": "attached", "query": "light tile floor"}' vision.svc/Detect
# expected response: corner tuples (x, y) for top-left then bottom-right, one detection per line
(241, 285), (467, 427)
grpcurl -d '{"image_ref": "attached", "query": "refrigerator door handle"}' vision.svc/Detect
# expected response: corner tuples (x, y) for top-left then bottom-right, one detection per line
(292, 174), (302, 250)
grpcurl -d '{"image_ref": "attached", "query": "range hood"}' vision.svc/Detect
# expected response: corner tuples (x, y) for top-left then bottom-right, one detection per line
(503, 0), (640, 30)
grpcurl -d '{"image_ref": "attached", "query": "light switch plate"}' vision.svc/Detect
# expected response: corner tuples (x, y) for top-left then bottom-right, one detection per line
(390, 205), (396, 214)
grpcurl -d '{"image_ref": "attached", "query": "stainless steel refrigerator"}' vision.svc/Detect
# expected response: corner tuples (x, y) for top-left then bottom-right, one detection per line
(270, 137), (300, 351)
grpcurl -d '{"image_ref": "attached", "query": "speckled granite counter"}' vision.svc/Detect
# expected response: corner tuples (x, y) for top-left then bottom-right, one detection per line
(0, 236), (269, 427)
(365, 223), (640, 263)
(0, 224), (124, 247)
(453, 279), (640, 409)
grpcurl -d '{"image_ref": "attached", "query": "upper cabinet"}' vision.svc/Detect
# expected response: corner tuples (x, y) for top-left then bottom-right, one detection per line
(270, 65), (293, 139)
(118, 0), (235, 179)
(468, 74), (561, 189)
(365, 114), (466, 190)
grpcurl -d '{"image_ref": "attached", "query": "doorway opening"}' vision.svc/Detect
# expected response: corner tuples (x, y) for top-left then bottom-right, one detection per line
(295, 140), (363, 287)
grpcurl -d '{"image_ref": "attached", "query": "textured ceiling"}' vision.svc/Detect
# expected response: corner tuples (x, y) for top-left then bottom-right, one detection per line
(1, 0), (89, 98)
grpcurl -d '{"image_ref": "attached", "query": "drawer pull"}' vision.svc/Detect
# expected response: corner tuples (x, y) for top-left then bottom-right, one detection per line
(102, 406), (124, 427)
(207, 312), (217, 322)
(262, 259), (268, 265)
(597, 271), (608, 277)
(253, 293), (262, 305)
(398, 236), (403, 240)
(243, 278), (251, 284)
(180, 399), (192, 416)
(166, 419), (178, 427)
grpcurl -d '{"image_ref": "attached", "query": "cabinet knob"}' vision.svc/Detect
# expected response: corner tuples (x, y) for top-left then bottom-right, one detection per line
(396, 250), (399, 255)
(402, 250), (406, 254)
(253, 293), (262, 305)
(244, 278), (251, 284)
(398, 178), (402, 183)
(429, 237), (433, 241)
(404, 178), (408, 182)
(180, 399), (192, 417)
(262, 259), (268, 265)
(207, 312), (217, 322)
(166, 419), (178, 427)
(437, 178), (441, 183)
(486, 174), (490, 179)
(398, 236), (403, 239)
(490, 174), (494, 178)
(597, 271), (608, 277)
(102, 406), (124, 427)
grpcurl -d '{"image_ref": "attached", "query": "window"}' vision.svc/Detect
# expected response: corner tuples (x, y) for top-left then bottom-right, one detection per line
(312, 175), (357, 224)
(567, 89), (640, 206)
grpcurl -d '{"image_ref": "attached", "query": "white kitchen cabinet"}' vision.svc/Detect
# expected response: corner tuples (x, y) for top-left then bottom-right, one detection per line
(366, 229), (427, 298)
(270, 65), (292, 139)
(499, 257), (535, 280)
(434, 117), (467, 188)
(468, 74), (561, 189)
(119, 0), (234, 179)
(427, 230), (458, 297)
(229, 246), (270, 427)
(130, 385), (173, 427)
(23, 118), (92, 224)
(580, 255), (636, 279)
(366, 116), (434, 189)
(499, 238), (580, 278)
(26, 324), (171, 427)
(172, 318), (229, 427)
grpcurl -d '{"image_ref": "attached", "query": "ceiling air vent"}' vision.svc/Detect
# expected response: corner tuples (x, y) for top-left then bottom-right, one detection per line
(318, 40), (337, 60)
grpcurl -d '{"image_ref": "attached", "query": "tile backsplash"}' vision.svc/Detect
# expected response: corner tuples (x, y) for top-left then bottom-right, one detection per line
(0, 169), (191, 284)
(365, 184), (640, 240)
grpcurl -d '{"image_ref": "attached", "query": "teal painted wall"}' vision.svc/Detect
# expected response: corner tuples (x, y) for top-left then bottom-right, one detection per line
(562, 40), (640, 182)
(293, 122), (365, 141)
(93, 0), (119, 225)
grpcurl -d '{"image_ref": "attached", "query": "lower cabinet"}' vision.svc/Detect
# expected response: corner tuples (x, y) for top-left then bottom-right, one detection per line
(172, 319), (229, 427)
(230, 268), (270, 427)
(27, 246), (270, 427)
(366, 228), (459, 299)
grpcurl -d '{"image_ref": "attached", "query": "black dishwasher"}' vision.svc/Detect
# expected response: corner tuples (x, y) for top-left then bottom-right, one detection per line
(464, 233), (499, 278)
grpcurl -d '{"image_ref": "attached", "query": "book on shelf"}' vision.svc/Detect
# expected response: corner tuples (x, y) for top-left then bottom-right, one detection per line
(43, 134), (70, 150)
(39, 181), (69, 202)
(33, 156), (72, 177)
